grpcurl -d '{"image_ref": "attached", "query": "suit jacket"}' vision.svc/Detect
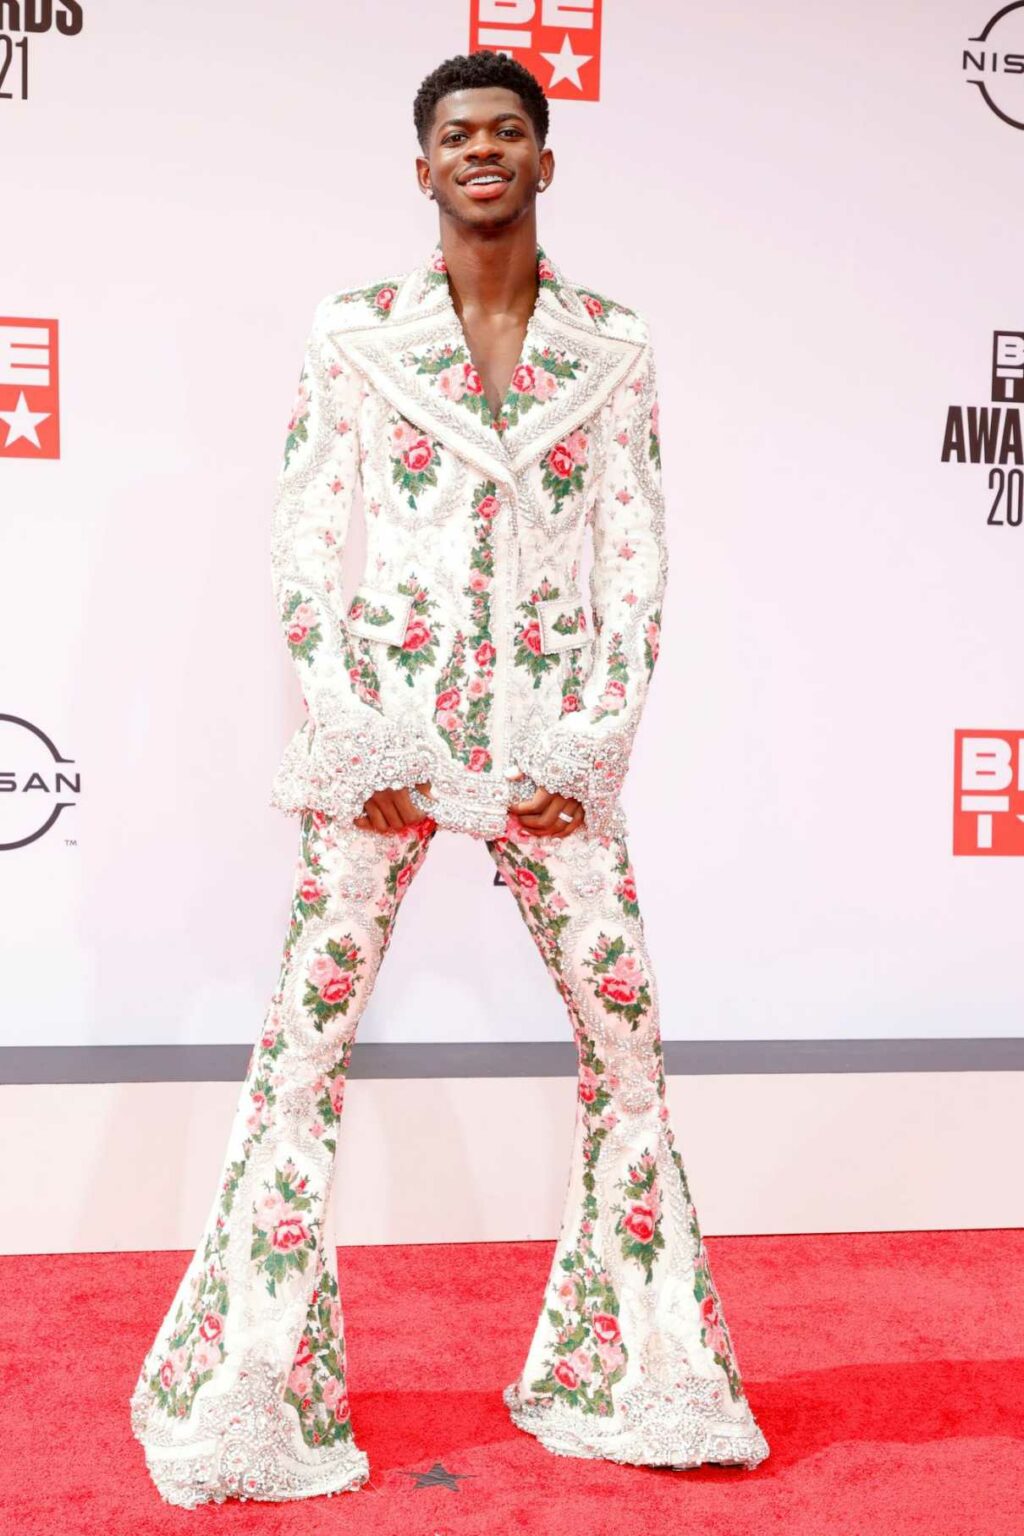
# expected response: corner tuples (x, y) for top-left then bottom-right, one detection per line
(269, 241), (668, 841)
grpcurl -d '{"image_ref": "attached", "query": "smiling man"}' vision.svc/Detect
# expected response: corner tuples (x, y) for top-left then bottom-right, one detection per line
(129, 50), (770, 1509)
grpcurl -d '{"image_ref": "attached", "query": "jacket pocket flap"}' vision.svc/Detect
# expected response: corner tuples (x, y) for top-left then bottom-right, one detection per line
(536, 595), (591, 654)
(346, 585), (413, 646)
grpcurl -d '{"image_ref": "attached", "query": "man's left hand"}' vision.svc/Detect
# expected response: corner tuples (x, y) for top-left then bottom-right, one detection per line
(507, 777), (584, 838)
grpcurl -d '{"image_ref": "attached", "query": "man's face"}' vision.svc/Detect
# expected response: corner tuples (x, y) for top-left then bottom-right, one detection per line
(417, 85), (554, 229)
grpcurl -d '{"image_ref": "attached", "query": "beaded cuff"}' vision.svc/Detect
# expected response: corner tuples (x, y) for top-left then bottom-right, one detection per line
(511, 721), (632, 840)
(270, 708), (437, 828)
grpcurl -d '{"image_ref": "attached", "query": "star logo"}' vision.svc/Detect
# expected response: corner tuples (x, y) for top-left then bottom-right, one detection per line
(469, 0), (602, 103)
(0, 318), (60, 458)
(541, 33), (593, 91)
(0, 390), (51, 449)
(397, 1460), (478, 1491)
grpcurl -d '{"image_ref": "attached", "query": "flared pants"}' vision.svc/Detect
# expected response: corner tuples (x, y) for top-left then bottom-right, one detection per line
(130, 808), (770, 1507)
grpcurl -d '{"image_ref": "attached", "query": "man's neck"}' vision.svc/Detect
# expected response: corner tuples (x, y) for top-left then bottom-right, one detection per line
(439, 217), (540, 322)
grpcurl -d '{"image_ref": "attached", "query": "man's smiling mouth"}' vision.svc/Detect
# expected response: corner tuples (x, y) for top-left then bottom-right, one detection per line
(459, 170), (513, 199)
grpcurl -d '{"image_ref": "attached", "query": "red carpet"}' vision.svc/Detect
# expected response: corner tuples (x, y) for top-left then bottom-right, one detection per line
(1, 1230), (1021, 1535)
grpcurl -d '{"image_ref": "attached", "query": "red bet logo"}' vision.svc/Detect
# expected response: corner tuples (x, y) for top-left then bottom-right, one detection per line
(0, 318), (60, 460)
(470, 0), (602, 101)
(953, 730), (1024, 855)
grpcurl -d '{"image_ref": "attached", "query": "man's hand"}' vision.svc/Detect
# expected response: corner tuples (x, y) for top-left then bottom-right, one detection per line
(354, 781), (435, 833)
(507, 775), (584, 838)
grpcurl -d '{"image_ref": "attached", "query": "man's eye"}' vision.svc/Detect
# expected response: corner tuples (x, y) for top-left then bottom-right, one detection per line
(442, 128), (522, 144)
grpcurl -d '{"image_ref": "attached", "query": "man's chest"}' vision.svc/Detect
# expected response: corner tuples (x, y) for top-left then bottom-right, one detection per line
(457, 312), (532, 419)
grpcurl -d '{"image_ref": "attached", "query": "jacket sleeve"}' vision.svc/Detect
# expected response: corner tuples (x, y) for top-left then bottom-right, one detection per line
(512, 336), (668, 837)
(269, 298), (436, 824)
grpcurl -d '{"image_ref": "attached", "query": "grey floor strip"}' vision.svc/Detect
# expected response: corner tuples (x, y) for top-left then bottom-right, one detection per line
(0, 1038), (1021, 1084)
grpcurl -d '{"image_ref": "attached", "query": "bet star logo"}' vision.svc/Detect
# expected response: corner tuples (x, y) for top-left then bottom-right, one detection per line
(469, 0), (603, 101)
(0, 391), (51, 448)
(0, 319), (61, 459)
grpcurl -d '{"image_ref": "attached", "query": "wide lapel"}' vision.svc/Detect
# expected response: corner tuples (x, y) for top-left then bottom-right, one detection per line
(497, 248), (644, 475)
(322, 247), (512, 488)
(321, 243), (644, 489)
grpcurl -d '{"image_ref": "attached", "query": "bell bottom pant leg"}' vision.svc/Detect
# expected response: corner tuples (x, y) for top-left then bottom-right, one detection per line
(486, 813), (770, 1471)
(130, 809), (439, 1508)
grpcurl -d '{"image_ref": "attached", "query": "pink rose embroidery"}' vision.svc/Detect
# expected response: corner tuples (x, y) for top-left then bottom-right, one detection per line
(437, 364), (467, 402)
(321, 970), (353, 1005)
(399, 436), (432, 470)
(623, 1201), (657, 1244)
(546, 442), (575, 479)
(403, 617), (431, 651)
(553, 1359), (579, 1390)
(271, 1216), (311, 1252)
(591, 1312), (621, 1345)
(565, 430), (589, 465)
(612, 952), (643, 983)
(599, 975), (637, 1006)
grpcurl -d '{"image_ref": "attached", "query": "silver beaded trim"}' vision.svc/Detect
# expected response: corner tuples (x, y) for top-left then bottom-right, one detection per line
(270, 706), (438, 831)
(503, 1376), (770, 1472)
(129, 1354), (370, 1508)
(510, 718), (633, 841)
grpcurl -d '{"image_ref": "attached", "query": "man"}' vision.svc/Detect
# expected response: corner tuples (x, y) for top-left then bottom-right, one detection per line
(130, 51), (769, 1508)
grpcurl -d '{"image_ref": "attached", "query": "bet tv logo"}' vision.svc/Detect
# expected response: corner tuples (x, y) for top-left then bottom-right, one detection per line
(992, 330), (1024, 403)
(0, 318), (60, 458)
(939, 330), (1022, 526)
(470, 0), (602, 100)
(954, 731), (1024, 854)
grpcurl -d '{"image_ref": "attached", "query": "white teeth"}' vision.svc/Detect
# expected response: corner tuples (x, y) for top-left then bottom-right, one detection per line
(466, 175), (503, 185)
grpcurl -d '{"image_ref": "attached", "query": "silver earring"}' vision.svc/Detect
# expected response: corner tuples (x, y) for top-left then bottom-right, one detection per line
(538, 179), (547, 190)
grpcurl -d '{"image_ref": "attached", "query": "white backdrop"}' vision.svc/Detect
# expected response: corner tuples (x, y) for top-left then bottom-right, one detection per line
(2, 0), (1021, 1046)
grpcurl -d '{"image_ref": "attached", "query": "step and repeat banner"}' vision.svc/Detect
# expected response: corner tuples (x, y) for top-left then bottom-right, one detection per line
(2, 1), (1021, 1047)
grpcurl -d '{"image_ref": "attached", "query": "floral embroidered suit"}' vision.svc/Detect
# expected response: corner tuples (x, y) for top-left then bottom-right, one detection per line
(129, 246), (770, 1509)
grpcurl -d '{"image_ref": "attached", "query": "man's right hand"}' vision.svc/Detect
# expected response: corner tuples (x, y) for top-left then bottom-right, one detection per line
(353, 781), (435, 833)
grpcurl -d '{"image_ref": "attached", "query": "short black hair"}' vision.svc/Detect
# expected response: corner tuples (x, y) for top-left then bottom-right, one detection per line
(413, 51), (550, 152)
